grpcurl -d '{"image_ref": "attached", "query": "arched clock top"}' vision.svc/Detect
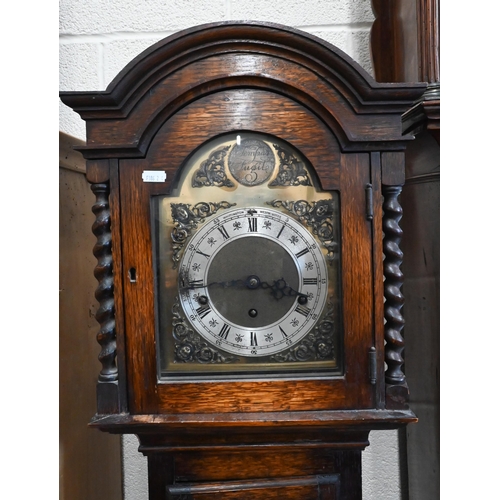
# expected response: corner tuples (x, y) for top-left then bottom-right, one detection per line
(60, 21), (426, 159)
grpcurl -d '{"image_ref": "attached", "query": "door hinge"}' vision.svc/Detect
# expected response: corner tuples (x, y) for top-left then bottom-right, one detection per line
(365, 183), (373, 220)
(369, 347), (377, 385)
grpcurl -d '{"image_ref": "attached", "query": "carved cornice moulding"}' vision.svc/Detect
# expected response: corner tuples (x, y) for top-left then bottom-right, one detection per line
(60, 22), (426, 158)
(402, 82), (440, 141)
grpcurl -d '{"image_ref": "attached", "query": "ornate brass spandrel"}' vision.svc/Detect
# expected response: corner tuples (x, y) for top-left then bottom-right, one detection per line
(267, 199), (338, 264)
(271, 300), (336, 363)
(269, 144), (312, 187)
(170, 201), (236, 268)
(171, 297), (237, 364)
(192, 145), (234, 187)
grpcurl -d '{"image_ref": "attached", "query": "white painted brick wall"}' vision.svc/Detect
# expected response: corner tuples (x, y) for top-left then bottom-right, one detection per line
(59, 0), (375, 140)
(59, 2), (402, 499)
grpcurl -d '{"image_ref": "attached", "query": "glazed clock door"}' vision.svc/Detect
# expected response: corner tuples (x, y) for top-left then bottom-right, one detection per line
(151, 132), (342, 380)
(118, 129), (376, 416)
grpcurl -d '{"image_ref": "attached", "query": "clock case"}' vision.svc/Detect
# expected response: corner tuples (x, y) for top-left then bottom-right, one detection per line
(61, 22), (426, 500)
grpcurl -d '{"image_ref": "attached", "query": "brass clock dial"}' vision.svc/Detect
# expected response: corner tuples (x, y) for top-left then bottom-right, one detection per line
(152, 132), (342, 378)
(178, 207), (328, 356)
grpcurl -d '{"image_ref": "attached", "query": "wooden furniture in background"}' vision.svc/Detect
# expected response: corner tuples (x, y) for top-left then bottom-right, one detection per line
(371, 0), (439, 84)
(371, 0), (439, 142)
(370, 2), (440, 498)
(60, 22), (426, 499)
(59, 132), (123, 500)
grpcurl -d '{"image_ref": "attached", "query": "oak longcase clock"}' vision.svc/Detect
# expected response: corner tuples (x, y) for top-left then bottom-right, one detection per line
(60, 21), (426, 500)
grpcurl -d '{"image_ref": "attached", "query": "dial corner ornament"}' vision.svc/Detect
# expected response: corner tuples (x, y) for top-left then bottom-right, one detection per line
(177, 206), (329, 357)
(191, 145), (234, 188)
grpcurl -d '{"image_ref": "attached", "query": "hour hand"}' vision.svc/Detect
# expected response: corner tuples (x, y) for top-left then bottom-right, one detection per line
(259, 277), (309, 303)
(231, 275), (308, 303)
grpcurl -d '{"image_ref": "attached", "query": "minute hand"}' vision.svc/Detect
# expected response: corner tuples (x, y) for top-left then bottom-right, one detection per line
(206, 279), (247, 289)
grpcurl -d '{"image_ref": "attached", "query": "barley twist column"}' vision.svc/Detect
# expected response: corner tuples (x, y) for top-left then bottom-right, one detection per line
(382, 184), (408, 408)
(91, 182), (117, 383)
